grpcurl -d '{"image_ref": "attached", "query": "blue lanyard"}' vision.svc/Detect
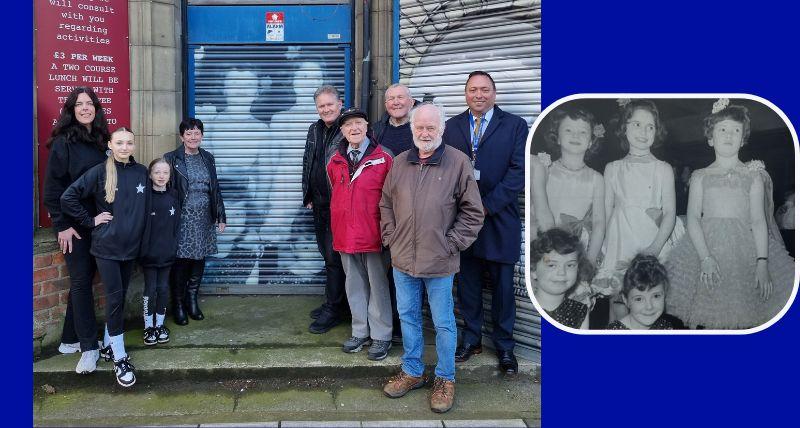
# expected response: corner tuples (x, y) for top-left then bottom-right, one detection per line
(468, 114), (485, 155)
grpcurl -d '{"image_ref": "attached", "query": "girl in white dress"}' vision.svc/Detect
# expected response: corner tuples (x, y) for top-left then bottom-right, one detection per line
(531, 107), (605, 263)
(595, 99), (683, 321)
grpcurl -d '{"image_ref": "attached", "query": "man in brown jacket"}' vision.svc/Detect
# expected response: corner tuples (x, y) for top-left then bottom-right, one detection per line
(379, 103), (484, 413)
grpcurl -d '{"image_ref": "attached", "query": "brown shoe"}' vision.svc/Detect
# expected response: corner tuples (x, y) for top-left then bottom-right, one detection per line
(383, 370), (427, 398)
(429, 377), (455, 413)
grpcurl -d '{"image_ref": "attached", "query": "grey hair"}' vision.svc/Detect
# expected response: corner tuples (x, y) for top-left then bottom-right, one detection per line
(384, 83), (411, 99)
(313, 84), (340, 102)
(409, 102), (446, 135)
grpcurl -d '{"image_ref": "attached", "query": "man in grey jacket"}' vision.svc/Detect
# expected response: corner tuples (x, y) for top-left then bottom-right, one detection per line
(379, 103), (484, 414)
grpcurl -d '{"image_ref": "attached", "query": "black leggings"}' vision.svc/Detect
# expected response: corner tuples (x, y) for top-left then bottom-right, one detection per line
(143, 266), (170, 317)
(95, 257), (135, 336)
(60, 227), (99, 352)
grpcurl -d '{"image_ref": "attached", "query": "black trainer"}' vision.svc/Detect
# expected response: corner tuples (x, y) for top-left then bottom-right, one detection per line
(156, 325), (171, 344)
(309, 304), (324, 319)
(113, 357), (136, 387)
(342, 336), (371, 353)
(367, 340), (392, 361)
(143, 327), (158, 346)
(308, 310), (341, 334)
(99, 344), (114, 362)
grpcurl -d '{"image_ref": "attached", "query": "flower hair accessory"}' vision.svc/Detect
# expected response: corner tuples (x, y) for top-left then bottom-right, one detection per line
(593, 124), (605, 139)
(712, 98), (730, 114)
(616, 98), (631, 107)
(535, 152), (552, 167)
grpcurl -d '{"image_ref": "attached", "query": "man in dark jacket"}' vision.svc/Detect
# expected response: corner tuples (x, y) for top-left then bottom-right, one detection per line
(371, 83), (420, 156)
(301, 84), (349, 333)
(443, 71), (527, 374)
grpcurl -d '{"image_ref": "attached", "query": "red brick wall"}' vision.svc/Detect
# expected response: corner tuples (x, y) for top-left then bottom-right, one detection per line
(33, 249), (106, 341)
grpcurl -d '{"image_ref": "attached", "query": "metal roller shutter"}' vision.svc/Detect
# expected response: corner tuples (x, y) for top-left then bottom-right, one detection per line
(399, 0), (541, 358)
(191, 45), (347, 293)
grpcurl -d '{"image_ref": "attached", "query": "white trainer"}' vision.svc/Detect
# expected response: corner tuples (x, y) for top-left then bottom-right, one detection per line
(58, 342), (80, 354)
(75, 349), (99, 374)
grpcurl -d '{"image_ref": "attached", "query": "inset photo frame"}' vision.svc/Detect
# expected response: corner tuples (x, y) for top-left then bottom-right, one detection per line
(525, 94), (798, 334)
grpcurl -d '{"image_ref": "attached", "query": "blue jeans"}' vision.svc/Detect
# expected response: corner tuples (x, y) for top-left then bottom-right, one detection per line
(393, 270), (456, 382)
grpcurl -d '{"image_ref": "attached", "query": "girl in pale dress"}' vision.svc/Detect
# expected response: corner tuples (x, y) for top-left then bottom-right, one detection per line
(531, 107), (606, 263)
(666, 101), (794, 329)
(595, 99), (683, 321)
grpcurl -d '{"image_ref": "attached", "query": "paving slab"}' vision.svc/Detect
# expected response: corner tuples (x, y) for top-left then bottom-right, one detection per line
(362, 421), (443, 427)
(200, 424), (278, 428)
(443, 419), (527, 427)
(280, 422), (361, 427)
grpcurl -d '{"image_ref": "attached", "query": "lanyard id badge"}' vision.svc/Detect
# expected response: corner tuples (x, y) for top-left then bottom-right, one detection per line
(469, 114), (483, 181)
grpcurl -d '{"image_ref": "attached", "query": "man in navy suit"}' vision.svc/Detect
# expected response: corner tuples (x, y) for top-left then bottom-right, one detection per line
(443, 71), (527, 374)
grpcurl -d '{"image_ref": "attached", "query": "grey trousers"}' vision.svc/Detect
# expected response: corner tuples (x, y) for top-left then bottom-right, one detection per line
(340, 251), (393, 341)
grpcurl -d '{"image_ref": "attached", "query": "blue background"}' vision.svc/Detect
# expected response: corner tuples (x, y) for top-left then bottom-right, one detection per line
(544, 1), (798, 427)
(9, 0), (799, 425)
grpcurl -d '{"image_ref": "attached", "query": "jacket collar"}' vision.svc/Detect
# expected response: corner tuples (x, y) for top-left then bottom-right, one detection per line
(113, 156), (138, 168)
(338, 136), (377, 158)
(406, 142), (445, 165)
(455, 105), (505, 148)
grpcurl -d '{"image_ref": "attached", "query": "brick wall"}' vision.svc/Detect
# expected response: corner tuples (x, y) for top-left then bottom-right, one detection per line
(33, 232), (144, 356)
(33, 247), (106, 354)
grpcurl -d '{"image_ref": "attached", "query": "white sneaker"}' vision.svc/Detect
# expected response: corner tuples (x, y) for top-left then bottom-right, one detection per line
(58, 342), (80, 354)
(75, 350), (99, 374)
(60, 340), (104, 354)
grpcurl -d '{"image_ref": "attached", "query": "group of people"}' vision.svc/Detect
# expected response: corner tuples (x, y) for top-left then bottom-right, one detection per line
(43, 69), (527, 414)
(44, 87), (226, 387)
(530, 99), (794, 331)
(300, 72), (527, 413)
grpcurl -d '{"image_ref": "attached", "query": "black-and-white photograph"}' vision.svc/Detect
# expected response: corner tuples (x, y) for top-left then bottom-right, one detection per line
(528, 96), (796, 332)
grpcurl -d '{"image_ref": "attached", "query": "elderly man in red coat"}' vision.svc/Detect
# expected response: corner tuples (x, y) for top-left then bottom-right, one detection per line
(327, 107), (395, 361)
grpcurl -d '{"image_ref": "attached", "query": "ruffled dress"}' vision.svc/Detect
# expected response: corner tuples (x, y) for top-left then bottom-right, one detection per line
(665, 164), (794, 329)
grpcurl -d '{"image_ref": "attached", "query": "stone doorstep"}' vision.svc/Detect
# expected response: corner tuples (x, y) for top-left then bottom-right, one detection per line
(34, 345), (539, 387)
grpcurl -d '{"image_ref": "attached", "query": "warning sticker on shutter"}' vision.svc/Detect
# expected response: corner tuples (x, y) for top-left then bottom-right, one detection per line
(265, 12), (285, 42)
(327, 34), (341, 40)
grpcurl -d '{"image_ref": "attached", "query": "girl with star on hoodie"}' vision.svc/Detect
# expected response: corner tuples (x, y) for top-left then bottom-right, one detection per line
(61, 127), (149, 388)
(139, 158), (181, 347)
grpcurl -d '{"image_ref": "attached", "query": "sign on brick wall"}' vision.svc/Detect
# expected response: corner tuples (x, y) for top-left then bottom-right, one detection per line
(34, 0), (130, 227)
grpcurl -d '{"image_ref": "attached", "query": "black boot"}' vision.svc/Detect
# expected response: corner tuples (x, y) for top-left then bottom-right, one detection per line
(171, 259), (190, 326)
(172, 286), (189, 325)
(185, 274), (205, 320)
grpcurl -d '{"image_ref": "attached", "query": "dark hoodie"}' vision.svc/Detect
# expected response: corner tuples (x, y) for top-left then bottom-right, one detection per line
(43, 132), (107, 232)
(60, 158), (149, 261)
(139, 188), (181, 268)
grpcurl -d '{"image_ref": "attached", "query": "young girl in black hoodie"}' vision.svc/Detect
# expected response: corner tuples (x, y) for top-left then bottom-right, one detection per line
(140, 158), (181, 345)
(61, 127), (148, 387)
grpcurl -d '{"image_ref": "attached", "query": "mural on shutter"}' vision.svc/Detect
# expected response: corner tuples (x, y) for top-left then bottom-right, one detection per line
(192, 45), (346, 292)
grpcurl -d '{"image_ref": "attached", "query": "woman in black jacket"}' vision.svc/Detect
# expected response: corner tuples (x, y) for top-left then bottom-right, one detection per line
(42, 86), (110, 375)
(61, 127), (149, 387)
(163, 118), (226, 325)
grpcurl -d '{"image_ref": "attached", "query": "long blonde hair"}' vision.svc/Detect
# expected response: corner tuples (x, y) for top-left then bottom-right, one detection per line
(104, 127), (134, 203)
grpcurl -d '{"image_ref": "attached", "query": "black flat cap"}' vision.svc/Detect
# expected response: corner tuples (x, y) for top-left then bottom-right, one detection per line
(337, 107), (368, 127)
